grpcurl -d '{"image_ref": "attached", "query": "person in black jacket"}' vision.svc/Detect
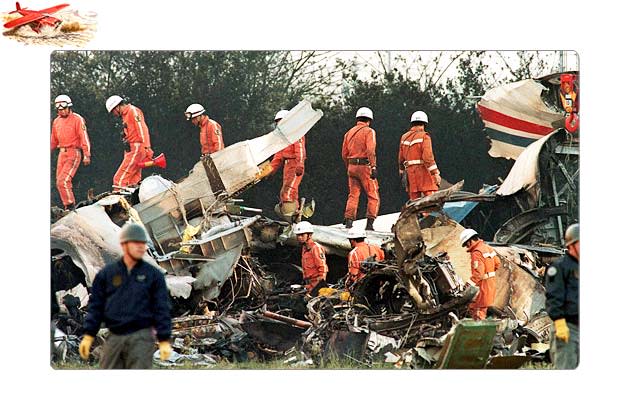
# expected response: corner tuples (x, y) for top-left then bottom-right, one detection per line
(545, 223), (579, 369)
(79, 223), (172, 369)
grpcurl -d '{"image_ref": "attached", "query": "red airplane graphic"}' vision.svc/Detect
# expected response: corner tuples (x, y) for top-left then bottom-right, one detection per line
(3, 2), (69, 33)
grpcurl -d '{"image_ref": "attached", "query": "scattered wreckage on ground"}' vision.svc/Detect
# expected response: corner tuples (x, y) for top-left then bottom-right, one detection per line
(51, 97), (570, 369)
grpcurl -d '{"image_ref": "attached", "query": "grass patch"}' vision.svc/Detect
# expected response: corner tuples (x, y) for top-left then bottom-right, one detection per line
(51, 355), (400, 370)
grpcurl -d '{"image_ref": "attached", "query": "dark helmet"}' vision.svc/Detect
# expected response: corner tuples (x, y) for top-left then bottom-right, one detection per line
(119, 223), (149, 243)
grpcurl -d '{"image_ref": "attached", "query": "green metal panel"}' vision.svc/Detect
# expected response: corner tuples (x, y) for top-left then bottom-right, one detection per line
(436, 320), (497, 369)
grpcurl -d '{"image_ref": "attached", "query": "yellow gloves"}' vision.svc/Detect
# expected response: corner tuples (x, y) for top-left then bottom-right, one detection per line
(159, 341), (172, 361)
(79, 335), (94, 360)
(554, 318), (570, 343)
(255, 162), (274, 181)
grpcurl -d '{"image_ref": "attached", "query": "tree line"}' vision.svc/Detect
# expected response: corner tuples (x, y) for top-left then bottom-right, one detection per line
(51, 51), (547, 225)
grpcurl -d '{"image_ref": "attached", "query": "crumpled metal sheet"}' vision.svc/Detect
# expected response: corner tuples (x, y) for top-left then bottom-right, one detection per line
(492, 256), (547, 323)
(495, 130), (560, 197)
(393, 181), (464, 265)
(477, 79), (563, 160)
(50, 196), (162, 286)
(210, 100), (323, 195)
(402, 214), (547, 326)
(195, 244), (243, 301)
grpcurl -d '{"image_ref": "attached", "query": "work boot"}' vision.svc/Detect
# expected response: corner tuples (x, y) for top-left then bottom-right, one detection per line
(344, 218), (353, 229)
(365, 218), (375, 231)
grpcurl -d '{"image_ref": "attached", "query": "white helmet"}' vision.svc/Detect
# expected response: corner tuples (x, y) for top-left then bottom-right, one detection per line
(294, 221), (314, 235)
(274, 109), (289, 121)
(355, 107), (373, 120)
(460, 228), (479, 247)
(106, 95), (124, 113)
(54, 94), (72, 108)
(347, 227), (367, 240)
(185, 103), (205, 120)
(411, 111), (428, 124)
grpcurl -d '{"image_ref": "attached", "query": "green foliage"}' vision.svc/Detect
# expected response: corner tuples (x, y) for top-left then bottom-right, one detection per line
(51, 51), (525, 223)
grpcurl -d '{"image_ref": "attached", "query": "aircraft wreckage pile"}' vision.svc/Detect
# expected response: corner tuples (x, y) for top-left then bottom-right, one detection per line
(51, 100), (566, 369)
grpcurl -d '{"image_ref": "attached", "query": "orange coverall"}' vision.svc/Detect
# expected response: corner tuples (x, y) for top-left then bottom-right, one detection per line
(347, 241), (384, 286)
(50, 111), (91, 206)
(199, 115), (224, 155)
(341, 122), (380, 220)
(467, 240), (501, 320)
(301, 238), (328, 292)
(270, 136), (306, 203)
(398, 126), (440, 200)
(113, 105), (152, 190)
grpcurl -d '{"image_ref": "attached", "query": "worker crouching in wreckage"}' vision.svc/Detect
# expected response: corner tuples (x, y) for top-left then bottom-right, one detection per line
(294, 221), (329, 296)
(545, 223), (579, 369)
(460, 228), (500, 320)
(79, 223), (172, 369)
(345, 227), (384, 291)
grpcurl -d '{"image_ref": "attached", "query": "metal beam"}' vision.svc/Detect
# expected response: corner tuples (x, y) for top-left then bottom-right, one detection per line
(550, 171), (565, 245)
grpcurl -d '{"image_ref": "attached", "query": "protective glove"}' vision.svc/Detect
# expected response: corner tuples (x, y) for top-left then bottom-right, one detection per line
(433, 173), (441, 188)
(79, 335), (94, 360)
(295, 165), (304, 177)
(158, 340), (172, 361)
(370, 167), (378, 179)
(255, 162), (274, 180)
(554, 318), (570, 343)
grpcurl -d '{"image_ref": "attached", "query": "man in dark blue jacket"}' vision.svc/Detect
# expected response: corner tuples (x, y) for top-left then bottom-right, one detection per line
(545, 223), (579, 369)
(79, 223), (172, 369)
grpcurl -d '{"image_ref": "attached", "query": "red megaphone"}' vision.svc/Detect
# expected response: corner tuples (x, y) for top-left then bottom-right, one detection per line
(137, 153), (167, 169)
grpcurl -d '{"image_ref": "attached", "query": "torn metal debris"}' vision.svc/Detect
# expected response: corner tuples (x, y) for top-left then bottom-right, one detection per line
(51, 98), (560, 369)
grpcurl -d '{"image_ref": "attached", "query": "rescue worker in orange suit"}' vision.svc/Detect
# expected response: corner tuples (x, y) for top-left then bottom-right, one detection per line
(559, 73), (579, 133)
(341, 107), (380, 231)
(345, 228), (384, 291)
(106, 95), (153, 191)
(559, 74), (578, 115)
(50, 95), (91, 210)
(460, 228), (501, 320)
(398, 111), (441, 201)
(185, 103), (224, 157)
(269, 110), (306, 217)
(294, 221), (328, 296)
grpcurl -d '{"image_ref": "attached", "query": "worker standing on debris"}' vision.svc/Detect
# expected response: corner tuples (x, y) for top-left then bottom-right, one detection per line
(106, 95), (153, 191)
(398, 111), (441, 201)
(545, 223), (579, 369)
(50, 95), (91, 210)
(268, 110), (306, 220)
(345, 228), (384, 289)
(460, 228), (500, 320)
(185, 103), (224, 157)
(294, 221), (328, 296)
(341, 107), (380, 230)
(79, 223), (172, 369)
